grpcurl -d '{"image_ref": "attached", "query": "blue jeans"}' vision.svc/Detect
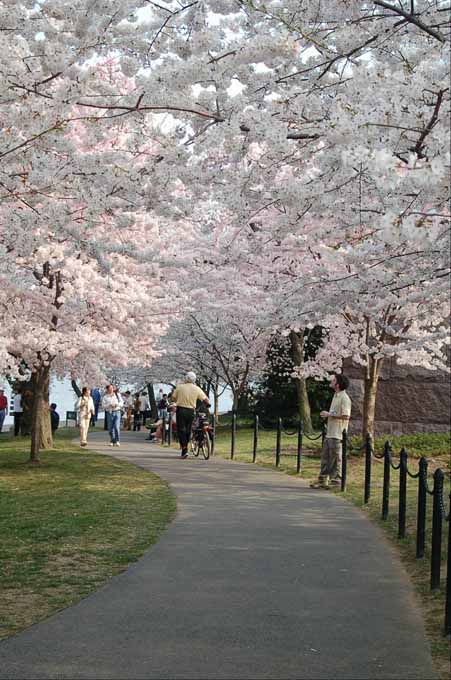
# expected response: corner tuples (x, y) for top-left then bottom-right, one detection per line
(0, 409), (5, 432)
(107, 411), (121, 444)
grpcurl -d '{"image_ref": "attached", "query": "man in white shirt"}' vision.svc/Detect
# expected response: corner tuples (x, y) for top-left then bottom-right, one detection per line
(310, 373), (352, 490)
(101, 385), (124, 447)
(13, 390), (23, 437)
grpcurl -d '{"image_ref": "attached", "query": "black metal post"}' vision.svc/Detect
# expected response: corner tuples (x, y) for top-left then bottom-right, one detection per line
(382, 441), (391, 521)
(252, 414), (258, 463)
(398, 448), (408, 539)
(416, 457), (428, 559)
(231, 411), (236, 460)
(430, 468), (444, 591)
(276, 417), (281, 467)
(364, 433), (372, 504)
(167, 414), (172, 446)
(296, 420), (303, 474)
(341, 430), (347, 493)
(445, 492), (451, 635)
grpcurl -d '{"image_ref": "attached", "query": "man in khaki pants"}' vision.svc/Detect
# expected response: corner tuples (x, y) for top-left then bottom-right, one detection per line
(310, 373), (351, 490)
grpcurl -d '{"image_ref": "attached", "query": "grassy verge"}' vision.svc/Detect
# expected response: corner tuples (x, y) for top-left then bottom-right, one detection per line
(0, 428), (176, 639)
(211, 425), (450, 679)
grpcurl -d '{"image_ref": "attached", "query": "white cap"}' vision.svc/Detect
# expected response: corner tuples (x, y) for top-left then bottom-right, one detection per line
(185, 371), (196, 383)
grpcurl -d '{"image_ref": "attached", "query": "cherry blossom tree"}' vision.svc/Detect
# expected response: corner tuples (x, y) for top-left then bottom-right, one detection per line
(1, 1), (449, 454)
(0, 4), (183, 460)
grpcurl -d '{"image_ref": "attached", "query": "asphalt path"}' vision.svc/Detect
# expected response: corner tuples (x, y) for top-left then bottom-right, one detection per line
(0, 431), (437, 679)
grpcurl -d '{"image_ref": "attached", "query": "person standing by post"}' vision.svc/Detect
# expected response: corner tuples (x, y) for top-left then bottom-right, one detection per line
(13, 389), (23, 436)
(172, 372), (210, 459)
(310, 373), (351, 490)
(102, 385), (123, 447)
(75, 388), (95, 447)
(0, 389), (7, 434)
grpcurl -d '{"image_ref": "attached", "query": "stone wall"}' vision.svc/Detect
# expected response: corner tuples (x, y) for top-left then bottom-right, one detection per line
(343, 359), (451, 436)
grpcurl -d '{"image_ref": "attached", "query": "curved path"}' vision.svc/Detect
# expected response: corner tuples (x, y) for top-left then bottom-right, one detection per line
(0, 431), (437, 680)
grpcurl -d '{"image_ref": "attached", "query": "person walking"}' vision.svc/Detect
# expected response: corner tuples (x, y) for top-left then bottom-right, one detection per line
(132, 393), (142, 431)
(13, 389), (23, 436)
(158, 393), (169, 420)
(50, 403), (60, 434)
(310, 373), (352, 490)
(75, 388), (95, 447)
(171, 372), (210, 459)
(0, 388), (8, 434)
(122, 390), (133, 431)
(102, 385), (124, 447)
(90, 388), (101, 427)
(139, 392), (149, 427)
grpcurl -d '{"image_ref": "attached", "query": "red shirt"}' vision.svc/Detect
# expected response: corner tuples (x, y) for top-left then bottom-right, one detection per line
(0, 395), (7, 410)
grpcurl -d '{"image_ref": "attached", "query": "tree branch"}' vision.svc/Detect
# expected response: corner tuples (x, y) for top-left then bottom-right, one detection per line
(374, 0), (446, 42)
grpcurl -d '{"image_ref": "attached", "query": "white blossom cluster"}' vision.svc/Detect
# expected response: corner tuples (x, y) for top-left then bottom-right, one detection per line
(0, 1), (449, 431)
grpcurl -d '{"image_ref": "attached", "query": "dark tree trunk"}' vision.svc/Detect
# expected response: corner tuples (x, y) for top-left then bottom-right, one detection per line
(232, 388), (239, 413)
(289, 331), (313, 432)
(30, 366), (52, 463)
(147, 383), (158, 420)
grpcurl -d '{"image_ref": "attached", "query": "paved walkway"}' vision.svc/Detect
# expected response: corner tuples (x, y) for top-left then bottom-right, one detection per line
(0, 431), (437, 679)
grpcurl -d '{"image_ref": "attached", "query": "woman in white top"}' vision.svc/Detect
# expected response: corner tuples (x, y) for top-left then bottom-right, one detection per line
(75, 387), (95, 447)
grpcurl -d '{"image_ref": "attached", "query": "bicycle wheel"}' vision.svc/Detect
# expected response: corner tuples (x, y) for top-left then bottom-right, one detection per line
(201, 432), (211, 460)
(190, 437), (200, 457)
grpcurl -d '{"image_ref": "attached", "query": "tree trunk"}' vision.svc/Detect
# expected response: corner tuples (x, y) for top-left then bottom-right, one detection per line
(232, 388), (239, 413)
(213, 382), (219, 424)
(147, 383), (158, 420)
(289, 330), (313, 432)
(30, 366), (52, 463)
(362, 356), (383, 440)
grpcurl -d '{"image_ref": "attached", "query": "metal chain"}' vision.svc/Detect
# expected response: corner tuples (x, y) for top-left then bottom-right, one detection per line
(405, 461), (420, 479)
(382, 445), (401, 470)
(281, 421), (298, 436)
(303, 431), (324, 441)
(347, 441), (366, 453)
(282, 430), (298, 437)
(372, 451), (385, 460)
(420, 464), (435, 496)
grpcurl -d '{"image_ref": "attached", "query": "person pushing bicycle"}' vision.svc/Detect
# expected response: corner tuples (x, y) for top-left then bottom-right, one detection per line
(171, 372), (211, 459)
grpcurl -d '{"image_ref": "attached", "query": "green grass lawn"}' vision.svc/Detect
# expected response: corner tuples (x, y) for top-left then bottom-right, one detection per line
(212, 424), (451, 679)
(0, 429), (176, 639)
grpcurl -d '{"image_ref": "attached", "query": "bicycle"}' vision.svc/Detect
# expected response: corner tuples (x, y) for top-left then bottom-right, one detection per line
(190, 411), (213, 460)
